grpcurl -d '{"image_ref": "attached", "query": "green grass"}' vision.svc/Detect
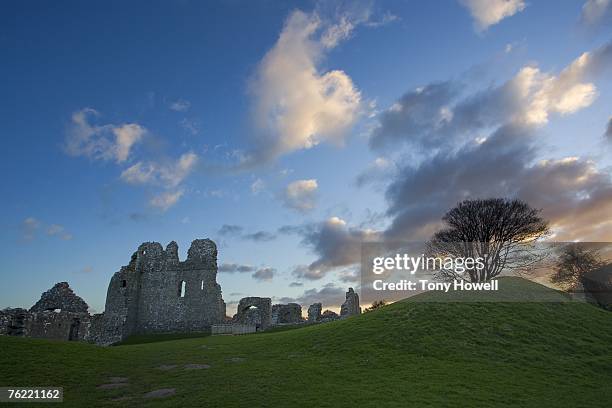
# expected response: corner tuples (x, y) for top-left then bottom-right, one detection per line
(116, 331), (211, 345)
(1, 277), (611, 407)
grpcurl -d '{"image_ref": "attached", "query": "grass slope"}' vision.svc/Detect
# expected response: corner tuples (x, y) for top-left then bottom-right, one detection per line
(1, 278), (611, 407)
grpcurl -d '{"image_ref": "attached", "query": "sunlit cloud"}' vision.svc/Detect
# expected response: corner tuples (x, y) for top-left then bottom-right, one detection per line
(248, 9), (363, 163)
(283, 179), (318, 212)
(149, 190), (184, 211)
(64, 108), (145, 163)
(460, 0), (526, 31)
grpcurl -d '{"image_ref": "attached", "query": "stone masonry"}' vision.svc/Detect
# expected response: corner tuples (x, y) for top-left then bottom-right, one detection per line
(0, 282), (90, 341)
(30, 282), (89, 313)
(271, 303), (303, 325)
(87, 239), (226, 345)
(340, 287), (361, 317)
(307, 303), (322, 322)
(232, 297), (272, 330)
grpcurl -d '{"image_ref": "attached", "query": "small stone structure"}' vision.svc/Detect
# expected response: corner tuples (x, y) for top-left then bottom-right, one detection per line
(0, 282), (90, 341)
(232, 297), (271, 330)
(307, 303), (322, 322)
(88, 239), (226, 345)
(271, 303), (303, 325)
(340, 288), (361, 317)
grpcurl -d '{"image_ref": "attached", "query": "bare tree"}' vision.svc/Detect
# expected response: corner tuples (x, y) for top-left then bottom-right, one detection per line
(550, 243), (604, 290)
(428, 198), (549, 282)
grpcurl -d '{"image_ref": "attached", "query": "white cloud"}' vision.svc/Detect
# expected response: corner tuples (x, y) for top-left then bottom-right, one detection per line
(581, 0), (612, 26)
(283, 179), (318, 212)
(149, 190), (184, 211)
(511, 63), (597, 126)
(460, 0), (526, 31)
(250, 178), (265, 195)
(21, 218), (72, 241)
(21, 217), (39, 241)
(120, 152), (198, 188)
(65, 109), (145, 163)
(249, 10), (362, 162)
(120, 162), (156, 184)
(46, 224), (73, 240)
(114, 124), (145, 162)
(169, 99), (191, 111)
(159, 152), (198, 188)
(179, 118), (199, 135)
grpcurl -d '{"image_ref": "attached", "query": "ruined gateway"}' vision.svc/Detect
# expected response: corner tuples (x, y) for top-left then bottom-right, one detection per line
(88, 239), (226, 345)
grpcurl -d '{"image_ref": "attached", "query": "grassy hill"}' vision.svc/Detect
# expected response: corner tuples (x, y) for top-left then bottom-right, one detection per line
(1, 277), (611, 407)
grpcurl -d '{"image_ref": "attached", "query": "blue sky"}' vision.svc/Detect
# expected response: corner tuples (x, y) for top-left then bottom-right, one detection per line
(2, 0), (611, 313)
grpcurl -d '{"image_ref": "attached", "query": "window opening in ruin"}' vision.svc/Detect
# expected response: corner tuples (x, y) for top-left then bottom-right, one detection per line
(179, 280), (186, 297)
(121, 280), (127, 287)
(201, 280), (204, 290)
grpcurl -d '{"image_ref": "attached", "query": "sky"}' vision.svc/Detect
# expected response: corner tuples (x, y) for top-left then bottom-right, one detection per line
(2, 0), (612, 314)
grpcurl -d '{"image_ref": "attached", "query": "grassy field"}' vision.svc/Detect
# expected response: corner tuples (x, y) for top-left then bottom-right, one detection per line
(1, 277), (611, 407)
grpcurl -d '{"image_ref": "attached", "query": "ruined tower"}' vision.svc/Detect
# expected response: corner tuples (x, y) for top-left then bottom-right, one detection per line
(88, 238), (226, 345)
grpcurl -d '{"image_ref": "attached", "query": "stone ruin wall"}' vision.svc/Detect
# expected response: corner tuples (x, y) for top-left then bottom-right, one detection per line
(340, 287), (361, 317)
(1, 240), (367, 345)
(271, 303), (303, 325)
(89, 239), (226, 345)
(0, 282), (90, 342)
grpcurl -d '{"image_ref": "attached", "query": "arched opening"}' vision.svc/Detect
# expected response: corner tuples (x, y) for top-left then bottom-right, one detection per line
(242, 305), (262, 329)
(69, 318), (80, 341)
(121, 280), (127, 287)
(201, 280), (204, 290)
(178, 280), (186, 297)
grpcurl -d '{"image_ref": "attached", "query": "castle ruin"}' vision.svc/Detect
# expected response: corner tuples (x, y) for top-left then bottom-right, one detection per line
(88, 239), (226, 345)
(1, 238), (365, 345)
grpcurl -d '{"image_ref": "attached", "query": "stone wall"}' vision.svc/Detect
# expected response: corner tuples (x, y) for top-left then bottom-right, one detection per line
(27, 311), (90, 341)
(88, 239), (226, 344)
(0, 308), (29, 336)
(211, 324), (257, 335)
(30, 282), (89, 313)
(307, 303), (322, 322)
(271, 303), (303, 325)
(0, 281), (91, 342)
